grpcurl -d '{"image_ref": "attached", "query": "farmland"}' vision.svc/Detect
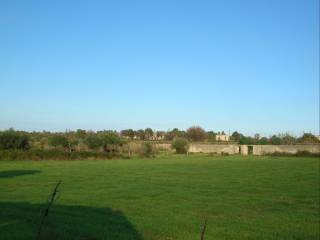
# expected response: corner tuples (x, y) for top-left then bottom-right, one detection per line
(0, 154), (319, 239)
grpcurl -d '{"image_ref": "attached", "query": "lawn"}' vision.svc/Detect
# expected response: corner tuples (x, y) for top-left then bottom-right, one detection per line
(0, 154), (319, 239)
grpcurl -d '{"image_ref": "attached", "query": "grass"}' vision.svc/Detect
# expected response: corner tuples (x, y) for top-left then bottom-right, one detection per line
(0, 154), (319, 239)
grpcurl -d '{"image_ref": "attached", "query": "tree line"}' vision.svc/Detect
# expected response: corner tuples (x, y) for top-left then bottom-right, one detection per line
(120, 127), (319, 144)
(0, 127), (318, 154)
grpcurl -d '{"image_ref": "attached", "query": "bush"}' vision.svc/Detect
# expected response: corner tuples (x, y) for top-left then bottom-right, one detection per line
(102, 133), (122, 145)
(139, 142), (154, 158)
(0, 131), (30, 150)
(48, 135), (69, 148)
(85, 133), (124, 152)
(84, 136), (103, 150)
(186, 126), (207, 142)
(171, 138), (189, 154)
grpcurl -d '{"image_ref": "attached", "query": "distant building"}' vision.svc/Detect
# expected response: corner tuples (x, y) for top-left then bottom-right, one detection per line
(216, 134), (230, 142)
(150, 132), (165, 141)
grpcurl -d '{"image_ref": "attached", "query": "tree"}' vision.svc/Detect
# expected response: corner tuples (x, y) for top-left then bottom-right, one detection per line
(298, 133), (320, 144)
(156, 131), (166, 140)
(136, 129), (145, 140)
(0, 131), (30, 150)
(84, 136), (103, 150)
(258, 137), (269, 145)
(101, 133), (123, 152)
(270, 135), (281, 145)
(280, 133), (297, 145)
(186, 126), (207, 142)
(165, 128), (185, 140)
(239, 135), (256, 145)
(120, 129), (135, 140)
(207, 131), (217, 142)
(76, 129), (87, 139)
(171, 138), (189, 154)
(102, 133), (122, 145)
(231, 131), (242, 142)
(140, 142), (154, 157)
(69, 139), (79, 151)
(48, 135), (69, 149)
(144, 128), (154, 140)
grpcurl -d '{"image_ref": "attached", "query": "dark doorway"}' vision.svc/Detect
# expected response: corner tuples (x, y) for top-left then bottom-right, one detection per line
(248, 146), (253, 155)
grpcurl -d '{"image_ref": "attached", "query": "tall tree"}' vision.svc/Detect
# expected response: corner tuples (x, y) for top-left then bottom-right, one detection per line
(186, 126), (207, 142)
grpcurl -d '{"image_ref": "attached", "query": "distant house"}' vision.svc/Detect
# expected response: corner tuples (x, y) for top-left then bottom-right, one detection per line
(151, 132), (165, 141)
(216, 134), (230, 142)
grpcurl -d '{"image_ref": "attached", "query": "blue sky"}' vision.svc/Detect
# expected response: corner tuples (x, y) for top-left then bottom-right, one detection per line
(0, 0), (319, 136)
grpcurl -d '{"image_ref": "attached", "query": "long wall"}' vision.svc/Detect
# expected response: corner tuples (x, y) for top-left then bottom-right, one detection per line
(188, 143), (240, 154)
(155, 143), (320, 155)
(252, 144), (320, 155)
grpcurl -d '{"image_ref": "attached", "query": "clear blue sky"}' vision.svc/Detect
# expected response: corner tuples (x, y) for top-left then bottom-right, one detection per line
(0, 0), (319, 136)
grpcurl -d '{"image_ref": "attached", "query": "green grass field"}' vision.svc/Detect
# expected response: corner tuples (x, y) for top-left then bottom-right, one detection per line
(0, 155), (319, 240)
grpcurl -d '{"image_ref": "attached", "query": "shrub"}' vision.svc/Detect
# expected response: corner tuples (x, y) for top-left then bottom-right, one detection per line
(186, 126), (207, 142)
(76, 129), (87, 139)
(171, 138), (189, 154)
(84, 136), (103, 150)
(48, 135), (69, 148)
(101, 133), (124, 152)
(101, 133), (122, 145)
(139, 142), (154, 157)
(0, 131), (30, 150)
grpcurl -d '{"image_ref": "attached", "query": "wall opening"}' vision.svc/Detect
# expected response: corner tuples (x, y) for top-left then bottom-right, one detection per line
(248, 146), (253, 155)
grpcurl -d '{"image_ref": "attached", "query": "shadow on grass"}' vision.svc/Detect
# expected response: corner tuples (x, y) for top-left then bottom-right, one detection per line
(0, 202), (143, 240)
(0, 170), (41, 179)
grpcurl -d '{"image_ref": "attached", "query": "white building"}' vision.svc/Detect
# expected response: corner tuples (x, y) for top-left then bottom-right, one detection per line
(216, 134), (230, 142)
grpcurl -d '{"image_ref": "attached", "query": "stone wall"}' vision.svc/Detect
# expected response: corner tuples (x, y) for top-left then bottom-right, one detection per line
(240, 145), (248, 155)
(188, 143), (240, 154)
(252, 144), (320, 155)
(154, 143), (173, 152)
(153, 143), (320, 155)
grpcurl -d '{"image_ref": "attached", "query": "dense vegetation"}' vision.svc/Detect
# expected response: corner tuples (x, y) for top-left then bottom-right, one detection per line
(0, 130), (30, 150)
(0, 155), (318, 239)
(171, 138), (189, 154)
(0, 128), (318, 160)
